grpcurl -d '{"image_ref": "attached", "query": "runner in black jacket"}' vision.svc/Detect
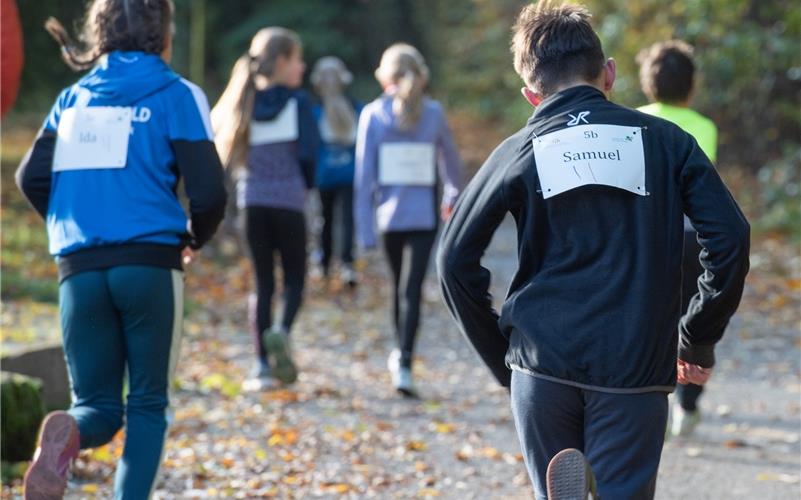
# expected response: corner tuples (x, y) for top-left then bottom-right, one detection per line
(437, 3), (749, 499)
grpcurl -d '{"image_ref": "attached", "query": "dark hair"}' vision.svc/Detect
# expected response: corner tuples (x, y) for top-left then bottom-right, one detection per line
(637, 40), (695, 104)
(45, 0), (174, 71)
(511, 1), (605, 96)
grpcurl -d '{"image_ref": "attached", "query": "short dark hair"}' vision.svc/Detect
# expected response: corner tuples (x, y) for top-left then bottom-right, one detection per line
(511, 1), (606, 95)
(45, 0), (174, 71)
(637, 40), (695, 104)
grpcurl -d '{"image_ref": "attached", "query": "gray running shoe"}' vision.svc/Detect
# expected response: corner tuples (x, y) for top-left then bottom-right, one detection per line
(242, 360), (277, 392)
(387, 350), (417, 397)
(546, 448), (598, 500)
(670, 404), (701, 439)
(340, 264), (358, 288)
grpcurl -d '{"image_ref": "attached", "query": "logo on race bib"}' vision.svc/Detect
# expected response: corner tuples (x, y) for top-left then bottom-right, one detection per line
(533, 124), (647, 199)
(567, 111), (590, 126)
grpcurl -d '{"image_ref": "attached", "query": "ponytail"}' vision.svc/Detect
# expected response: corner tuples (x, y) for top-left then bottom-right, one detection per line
(375, 43), (429, 131)
(211, 27), (301, 168)
(211, 54), (256, 168)
(45, 17), (103, 71)
(393, 70), (425, 131)
(311, 56), (356, 144)
(45, 0), (174, 72)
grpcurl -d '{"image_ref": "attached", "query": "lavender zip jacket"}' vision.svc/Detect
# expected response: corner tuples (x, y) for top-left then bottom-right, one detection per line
(354, 94), (462, 248)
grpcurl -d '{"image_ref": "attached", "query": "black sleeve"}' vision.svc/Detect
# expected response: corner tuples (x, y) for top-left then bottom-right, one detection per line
(437, 145), (513, 387)
(679, 134), (750, 368)
(16, 129), (56, 219)
(297, 94), (320, 189)
(172, 140), (228, 249)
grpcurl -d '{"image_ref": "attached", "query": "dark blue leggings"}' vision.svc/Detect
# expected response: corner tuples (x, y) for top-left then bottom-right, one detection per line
(60, 265), (183, 500)
(319, 185), (355, 270)
(511, 371), (668, 500)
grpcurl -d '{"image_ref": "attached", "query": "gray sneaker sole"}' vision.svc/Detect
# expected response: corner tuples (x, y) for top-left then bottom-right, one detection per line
(546, 448), (597, 500)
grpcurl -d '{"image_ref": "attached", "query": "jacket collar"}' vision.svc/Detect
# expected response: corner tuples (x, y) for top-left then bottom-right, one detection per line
(528, 85), (608, 124)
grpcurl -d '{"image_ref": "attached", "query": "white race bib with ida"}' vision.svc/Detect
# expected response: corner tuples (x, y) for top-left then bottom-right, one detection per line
(53, 106), (132, 171)
(379, 142), (436, 186)
(533, 124), (646, 199)
(249, 98), (299, 145)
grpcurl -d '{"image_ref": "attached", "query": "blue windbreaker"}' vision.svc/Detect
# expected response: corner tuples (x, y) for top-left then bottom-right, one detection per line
(41, 51), (214, 256)
(313, 99), (362, 189)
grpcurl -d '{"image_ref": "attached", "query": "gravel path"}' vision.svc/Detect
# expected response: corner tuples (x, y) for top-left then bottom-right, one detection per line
(4, 217), (798, 499)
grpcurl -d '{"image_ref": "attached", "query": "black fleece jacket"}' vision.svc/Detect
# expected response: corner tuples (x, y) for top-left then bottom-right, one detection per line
(438, 86), (750, 392)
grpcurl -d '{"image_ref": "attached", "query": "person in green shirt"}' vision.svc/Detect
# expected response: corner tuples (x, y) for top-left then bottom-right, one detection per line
(637, 40), (719, 439)
(638, 40), (718, 162)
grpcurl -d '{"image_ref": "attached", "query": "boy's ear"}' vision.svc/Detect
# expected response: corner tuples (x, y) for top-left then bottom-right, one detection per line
(602, 58), (616, 92)
(521, 87), (543, 107)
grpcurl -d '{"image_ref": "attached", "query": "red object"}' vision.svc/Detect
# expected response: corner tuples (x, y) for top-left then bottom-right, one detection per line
(1, 0), (24, 117)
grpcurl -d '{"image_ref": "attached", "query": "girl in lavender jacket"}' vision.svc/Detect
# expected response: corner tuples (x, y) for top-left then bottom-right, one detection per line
(354, 43), (463, 396)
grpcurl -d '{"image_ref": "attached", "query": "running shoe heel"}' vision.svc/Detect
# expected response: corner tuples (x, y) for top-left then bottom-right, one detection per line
(546, 448), (598, 500)
(263, 330), (298, 385)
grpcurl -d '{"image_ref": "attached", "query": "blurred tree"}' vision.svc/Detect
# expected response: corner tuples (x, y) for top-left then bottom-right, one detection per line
(424, 0), (800, 170)
(10, 0), (799, 171)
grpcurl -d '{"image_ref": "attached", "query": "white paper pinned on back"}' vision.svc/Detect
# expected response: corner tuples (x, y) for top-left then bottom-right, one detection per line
(53, 106), (132, 171)
(532, 124), (646, 199)
(378, 142), (436, 186)
(249, 98), (299, 145)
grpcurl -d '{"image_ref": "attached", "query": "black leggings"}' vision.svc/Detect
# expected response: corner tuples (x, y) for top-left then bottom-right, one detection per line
(244, 206), (306, 361)
(319, 185), (354, 271)
(678, 229), (705, 411)
(382, 230), (437, 368)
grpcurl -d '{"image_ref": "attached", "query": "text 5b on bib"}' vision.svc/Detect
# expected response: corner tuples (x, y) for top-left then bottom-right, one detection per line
(532, 124), (646, 199)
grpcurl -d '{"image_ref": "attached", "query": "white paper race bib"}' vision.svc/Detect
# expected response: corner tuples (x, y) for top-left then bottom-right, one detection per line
(379, 142), (436, 186)
(53, 106), (132, 171)
(249, 98), (299, 145)
(533, 124), (647, 199)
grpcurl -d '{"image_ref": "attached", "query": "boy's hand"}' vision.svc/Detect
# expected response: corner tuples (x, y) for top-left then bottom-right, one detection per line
(677, 358), (713, 385)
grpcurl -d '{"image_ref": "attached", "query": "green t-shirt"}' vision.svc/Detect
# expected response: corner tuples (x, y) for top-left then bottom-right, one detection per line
(638, 102), (718, 163)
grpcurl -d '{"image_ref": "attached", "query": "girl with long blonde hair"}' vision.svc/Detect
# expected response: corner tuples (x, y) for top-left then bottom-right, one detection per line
(354, 43), (463, 396)
(310, 56), (362, 286)
(212, 27), (320, 391)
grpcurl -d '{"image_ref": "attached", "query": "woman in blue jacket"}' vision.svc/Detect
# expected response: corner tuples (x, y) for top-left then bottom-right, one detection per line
(16, 1), (227, 498)
(311, 57), (362, 286)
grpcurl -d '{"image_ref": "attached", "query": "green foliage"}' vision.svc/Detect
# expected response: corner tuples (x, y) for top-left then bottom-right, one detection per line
(423, 0), (800, 168)
(0, 372), (46, 462)
(8, 0), (799, 238)
(425, 0), (533, 129)
(1, 149), (58, 304)
(756, 147), (801, 241)
(586, 0), (801, 171)
(14, 0), (86, 111)
(14, 0), (798, 169)
(194, 0), (431, 102)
